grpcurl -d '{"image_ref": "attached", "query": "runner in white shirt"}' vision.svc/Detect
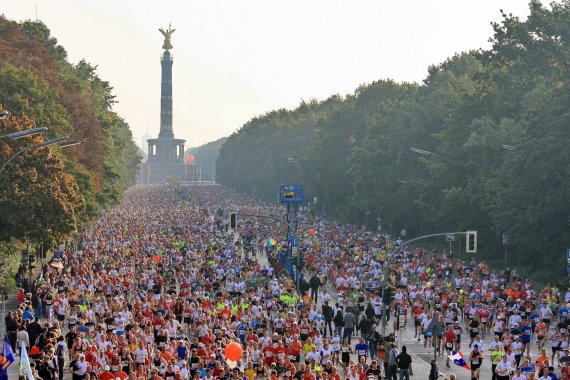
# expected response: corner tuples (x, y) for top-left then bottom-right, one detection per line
(421, 316), (432, 350)
(512, 368), (526, 380)
(511, 336), (523, 366)
(489, 336), (504, 352)
(330, 333), (341, 364)
(134, 347), (148, 365)
(320, 342), (334, 365)
(494, 355), (511, 379)
(509, 312), (522, 331)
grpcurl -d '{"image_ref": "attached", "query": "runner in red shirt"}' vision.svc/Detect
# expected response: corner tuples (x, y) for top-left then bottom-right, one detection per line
(285, 314), (294, 332)
(300, 320), (311, 342)
(288, 336), (302, 363)
(99, 367), (114, 380)
(273, 341), (287, 363)
(478, 307), (490, 338)
(262, 343), (275, 366)
(290, 322), (300, 337)
(444, 325), (457, 368)
(245, 329), (259, 345)
(113, 369), (128, 380)
(413, 306), (424, 338)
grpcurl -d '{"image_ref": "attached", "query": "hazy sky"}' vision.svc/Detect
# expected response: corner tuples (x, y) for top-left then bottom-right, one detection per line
(2, 0), (537, 149)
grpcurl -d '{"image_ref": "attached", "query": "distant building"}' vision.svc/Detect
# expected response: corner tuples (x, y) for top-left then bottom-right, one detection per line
(141, 128), (152, 156)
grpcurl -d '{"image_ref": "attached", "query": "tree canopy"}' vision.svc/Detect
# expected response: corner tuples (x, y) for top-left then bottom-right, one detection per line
(0, 17), (140, 287)
(216, 0), (570, 282)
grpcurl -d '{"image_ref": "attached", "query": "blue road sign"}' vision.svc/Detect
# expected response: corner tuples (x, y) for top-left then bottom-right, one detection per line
(291, 236), (298, 247)
(567, 249), (570, 264)
(567, 264), (570, 273)
(279, 184), (304, 204)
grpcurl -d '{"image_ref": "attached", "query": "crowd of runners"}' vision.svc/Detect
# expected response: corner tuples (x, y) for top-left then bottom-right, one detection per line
(4, 185), (570, 380)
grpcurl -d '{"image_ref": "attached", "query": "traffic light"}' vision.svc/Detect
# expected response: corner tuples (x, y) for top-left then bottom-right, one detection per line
(466, 231), (477, 253)
(230, 213), (238, 230)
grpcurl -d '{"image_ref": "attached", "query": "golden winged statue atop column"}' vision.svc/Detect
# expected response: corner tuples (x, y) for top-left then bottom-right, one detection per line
(159, 24), (175, 50)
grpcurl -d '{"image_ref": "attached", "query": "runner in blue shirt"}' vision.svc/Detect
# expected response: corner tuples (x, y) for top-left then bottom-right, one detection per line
(559, 306), (568, 324)
(520, 320), (533, 356)
(530, 312), (541, 333)
(237, 322), (247, 344)
(354, 337), (368, 360)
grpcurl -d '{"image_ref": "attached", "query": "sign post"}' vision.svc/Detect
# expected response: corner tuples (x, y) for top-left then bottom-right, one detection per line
(446, 234), (455, 256)
(291, 235), (299, 276)
(397, 306), (405, 346)
(279, 185), (304, 291)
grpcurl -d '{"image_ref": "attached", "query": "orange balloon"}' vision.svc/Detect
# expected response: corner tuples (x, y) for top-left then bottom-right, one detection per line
(225, 342), (243, 361)
(308, 229), (315, 236)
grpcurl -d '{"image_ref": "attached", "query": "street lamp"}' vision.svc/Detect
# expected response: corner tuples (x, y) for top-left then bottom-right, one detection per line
(36, 136), (68, 147)
(410, 147), (435, 156)
(0, 127), (48, 140)
(59, 139), (81, 148)
(0, 137), (80, 176)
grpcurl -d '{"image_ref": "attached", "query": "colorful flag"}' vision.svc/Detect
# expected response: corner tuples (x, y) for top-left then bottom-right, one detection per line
(0, 335), (16, 380)
(19, 345), (34, 380)
(448, 351), (470, 370)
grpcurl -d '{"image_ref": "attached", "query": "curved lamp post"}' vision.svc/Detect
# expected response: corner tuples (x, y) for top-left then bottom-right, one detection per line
(0, 137), (81, 176)
(58, 139), (81, 148)
(0, 127), (48, 140)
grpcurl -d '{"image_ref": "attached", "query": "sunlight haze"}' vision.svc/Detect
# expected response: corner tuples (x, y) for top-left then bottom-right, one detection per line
(1, 0), (536, 149)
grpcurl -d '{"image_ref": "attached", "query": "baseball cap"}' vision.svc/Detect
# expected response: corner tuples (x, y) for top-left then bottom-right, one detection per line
(105, 366), (110, 371)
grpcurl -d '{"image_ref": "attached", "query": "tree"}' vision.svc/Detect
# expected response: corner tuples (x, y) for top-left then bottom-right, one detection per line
(0, 111), (85, 246)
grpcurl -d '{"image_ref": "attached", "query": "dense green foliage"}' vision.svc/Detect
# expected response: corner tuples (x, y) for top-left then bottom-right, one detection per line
(217, 0), (570, 280)
(185, 137), (227, 181)
(0, 17), (140, 285)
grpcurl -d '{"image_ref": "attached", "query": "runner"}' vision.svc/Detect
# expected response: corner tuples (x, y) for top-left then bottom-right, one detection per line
(469, 344), (484, 380)
(5, 184), (563, 380)
(444, 325), (456, 368)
